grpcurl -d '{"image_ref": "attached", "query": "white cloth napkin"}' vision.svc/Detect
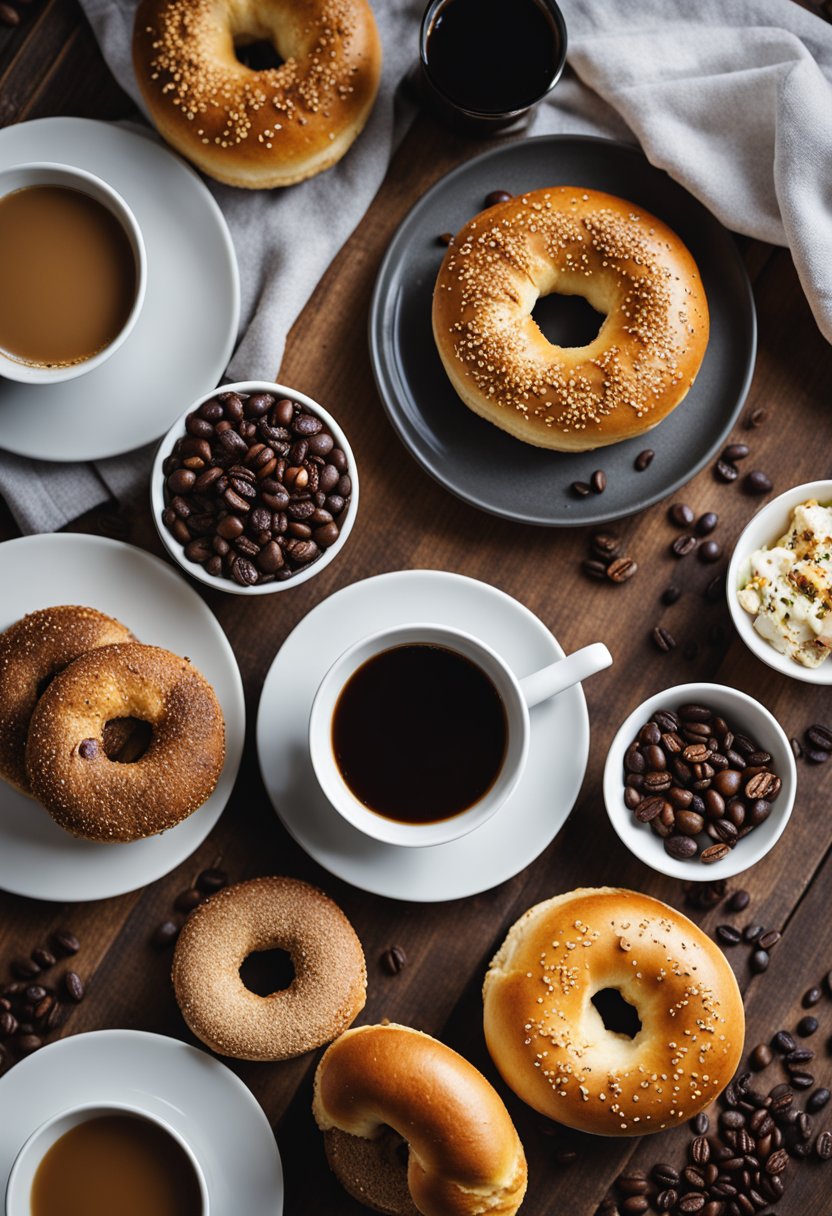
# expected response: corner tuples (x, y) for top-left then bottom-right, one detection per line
(1, 0), (830, 534)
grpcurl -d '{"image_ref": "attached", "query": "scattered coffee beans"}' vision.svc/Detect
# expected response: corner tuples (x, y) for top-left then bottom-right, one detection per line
(161, 390), (353, 587)
(0, 929), (84, 1073)
(744, 470), (773, 495)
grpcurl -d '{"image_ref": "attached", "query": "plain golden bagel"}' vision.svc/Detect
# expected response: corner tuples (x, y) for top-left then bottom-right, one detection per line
(172, 876), (366, 1061)
(313, 1023), (527, 1216)
(0, 605), (134, 796)
(133, 0), (382, 188)
(432, 186), (709, 452)
(483, 887), (744, 1136)
(25, 642), (225, 842)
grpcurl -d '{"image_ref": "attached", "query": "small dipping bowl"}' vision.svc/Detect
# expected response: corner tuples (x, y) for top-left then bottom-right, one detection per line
(727, 479), (832, 686)
(0, 162), (146, 384)
(419, 0), (568, 135)
(152, 380), (358, 596)
(603, 682), (796, 882)
(4, 1102), (209, 1216)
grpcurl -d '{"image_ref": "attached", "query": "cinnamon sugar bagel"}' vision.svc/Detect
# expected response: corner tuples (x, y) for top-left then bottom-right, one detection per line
(133, 0), (382, 188)
(313, 1023), (527, 1216)
(483, 887), (744, 1136)
(25, 642), (225, 842)
(432, 187), (709, 451)
(172, 876), (366, 1061)
(0, 606), (134, 796)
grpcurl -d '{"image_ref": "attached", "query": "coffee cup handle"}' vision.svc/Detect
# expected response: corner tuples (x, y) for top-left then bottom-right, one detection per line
(519, 643), (612, 709)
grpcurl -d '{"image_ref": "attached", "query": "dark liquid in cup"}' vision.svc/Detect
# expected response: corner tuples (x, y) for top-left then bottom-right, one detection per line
(331, 643), (508, 824)
(0, 185), (136, 368)
(426, 0), (562, 115)
(31, 1114), (203, 1216)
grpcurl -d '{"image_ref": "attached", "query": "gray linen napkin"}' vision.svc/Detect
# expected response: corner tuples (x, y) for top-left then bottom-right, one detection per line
(1, 0), (830, 534)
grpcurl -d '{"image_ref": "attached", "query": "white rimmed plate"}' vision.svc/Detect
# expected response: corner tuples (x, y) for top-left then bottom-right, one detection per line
(0, 118), (239, 461)
(0, 534), (244, 901)
(256, 569), (591, 901)
(0, 1031), (283, 1215)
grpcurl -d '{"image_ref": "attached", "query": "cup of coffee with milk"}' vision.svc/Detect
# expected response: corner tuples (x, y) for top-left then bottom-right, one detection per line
(0, 162), (146, 384)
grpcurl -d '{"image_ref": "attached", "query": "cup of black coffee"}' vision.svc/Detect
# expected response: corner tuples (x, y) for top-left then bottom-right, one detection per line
(309, 623), (611, 846)
(418, 0), (568, 135)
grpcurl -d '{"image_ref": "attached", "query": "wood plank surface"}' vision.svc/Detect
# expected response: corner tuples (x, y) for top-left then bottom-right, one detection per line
(1, 3), (832, 1214)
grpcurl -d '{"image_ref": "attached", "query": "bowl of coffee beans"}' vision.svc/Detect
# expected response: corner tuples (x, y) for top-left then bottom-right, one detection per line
(603, 682), (796, 880)
(152, 381), (358, 594)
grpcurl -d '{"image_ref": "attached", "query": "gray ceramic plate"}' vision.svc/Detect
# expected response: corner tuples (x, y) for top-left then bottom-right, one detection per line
(369, 135), (756, 527)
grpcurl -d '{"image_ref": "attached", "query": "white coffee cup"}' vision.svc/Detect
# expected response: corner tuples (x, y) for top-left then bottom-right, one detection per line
(309, 623), (612, 847)
(4, 1102), (209, 1216)
(0, 162), (146, 384)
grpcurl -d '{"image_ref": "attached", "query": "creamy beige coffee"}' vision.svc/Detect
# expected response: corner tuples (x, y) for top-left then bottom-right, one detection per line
(30, 1113), (203, 1216)
(0, 185), (136, 368)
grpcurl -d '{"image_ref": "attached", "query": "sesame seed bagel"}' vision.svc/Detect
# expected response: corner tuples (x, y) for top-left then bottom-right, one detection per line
(483, 887), (744, 1136)
(25, 642), (225, 842)
(432, 187), (709, 452)
(132, 0), (382, 189)
(0, 606), (134, 796)
(313, 1023), (528, 1216)
(173, 876), (367, 1061)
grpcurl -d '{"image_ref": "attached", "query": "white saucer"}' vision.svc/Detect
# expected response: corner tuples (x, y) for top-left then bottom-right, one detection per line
(0, 534), (245, 901)
(0, 118), (239, 462)
(256, 570), (590, 901)
(0, 1030), (283, 1215)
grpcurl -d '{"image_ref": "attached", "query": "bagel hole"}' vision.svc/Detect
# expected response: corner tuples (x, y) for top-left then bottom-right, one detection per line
(234, 38), (284, 71)
(239, 948), (295, 996)
(591, 988), (642, 1039)
(532, 292), (605, 349)
(102, 717), (152, 763)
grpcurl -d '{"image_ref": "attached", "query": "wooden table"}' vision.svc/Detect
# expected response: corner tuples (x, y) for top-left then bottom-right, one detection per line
(2, 4), (832, 1213)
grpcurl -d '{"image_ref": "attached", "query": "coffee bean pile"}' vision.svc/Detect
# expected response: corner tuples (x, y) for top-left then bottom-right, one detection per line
(161, 390), (353, 588)
(790, 724), (832, 766)
(150, 866), (228, 950)
(623, 704), (783, 865)
(581, 531), (638, 585)
(0, 929), (84, 1072)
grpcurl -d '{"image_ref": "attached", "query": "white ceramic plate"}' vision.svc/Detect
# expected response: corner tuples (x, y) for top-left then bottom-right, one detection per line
(0, 1031), (283, 1216)
(0, 534), (244, 901)
(0, 118), (239, 461)
(726, 479), (832, 685)
(256, 570), (591, 901)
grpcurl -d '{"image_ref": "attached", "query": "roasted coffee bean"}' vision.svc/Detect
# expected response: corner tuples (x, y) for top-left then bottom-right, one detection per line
(698, 539), (722, 563)
(643, 744), (666, 770)
(745, 772), (779, 800)
(590, 469), (606, 493)
(591, 532), (621, 560)
(802, 986), (822, 1008)
(691, 1112), (710, 1135)
(723, 443), (750, 463)
(196, 868), (227, 893)
(816, 1130), (832, 1160)
(727, 889), (750, 913)
(678, 1193), (707, 1214)
(806, 724), (832, 751)
(797, 1015), (819, 1037)
(607, 557), (638, 583)
(691, 1135), (711, 1164)
(701, 843), (730, 864)
(750, 949), (770, 974)
(16, 1033), (42, 1056)
(790, 1070), (815, 1090)
(716, 925), (742, 946)
(24, 985), (46, 1003)
(571, 480), (591, 496)
(624, 787), (643, 810)
(653, 710), (679, 732)
(0, 1012), (18, 1038)
(661, 585), (681, 605)
(696, 511), (719, 535)
(749, 1043), (773, 1070)
(785, 1048), (814, 1067)
(63, 972), (84, 1003)
(151, 921), (180, 949)
(652, 626), (676, 653)
(634, 449), (654, 471)
(484, 190), (512, 206)
(665, 834), (698, 860)
(0, 5), (21, 26)
(764, 1148), (789, 1175)
(669, 502), (695, 527)
(757, 929), (781, 950)
(639, 722), (661, 746)
(231, 557), (259, 586)
(52, 930), (80, 957)
(30, 948), (56, 970)
(744, 470), (773, 495)
(11, 957), (40, 980)
(805, 747), (831, 764)
(643, 771), (672, 791)
(582, 559), (609, 580)
(619, 1198), (648, 1216)
(772, 1030), (796, 1054)
(175, 887), (202, 912)
(381, 945), (408, 975)
(651, 1163), (680, 1188)
(674, 810), (705, 835)
(715, 459), (739, 482)
(655, 1188), (677, 1212)
(635, 796), (666, 823)
(745, 407), (767, 429)
(671, 534), (698, 557)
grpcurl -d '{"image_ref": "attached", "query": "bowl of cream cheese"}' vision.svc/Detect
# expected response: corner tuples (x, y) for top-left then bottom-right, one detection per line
(727, 480), (832, 684)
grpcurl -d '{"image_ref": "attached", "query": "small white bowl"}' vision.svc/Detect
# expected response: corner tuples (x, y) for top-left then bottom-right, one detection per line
(151, 381), (358, 596)
(0, 162), (146, 384)
(4, 1102), (209, 1216)
(603, 682), (796, 881)
(727, 479), (832, 685)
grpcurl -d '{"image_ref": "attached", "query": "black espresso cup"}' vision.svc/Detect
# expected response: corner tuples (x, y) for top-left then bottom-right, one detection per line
(418, 0), (568, 136)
